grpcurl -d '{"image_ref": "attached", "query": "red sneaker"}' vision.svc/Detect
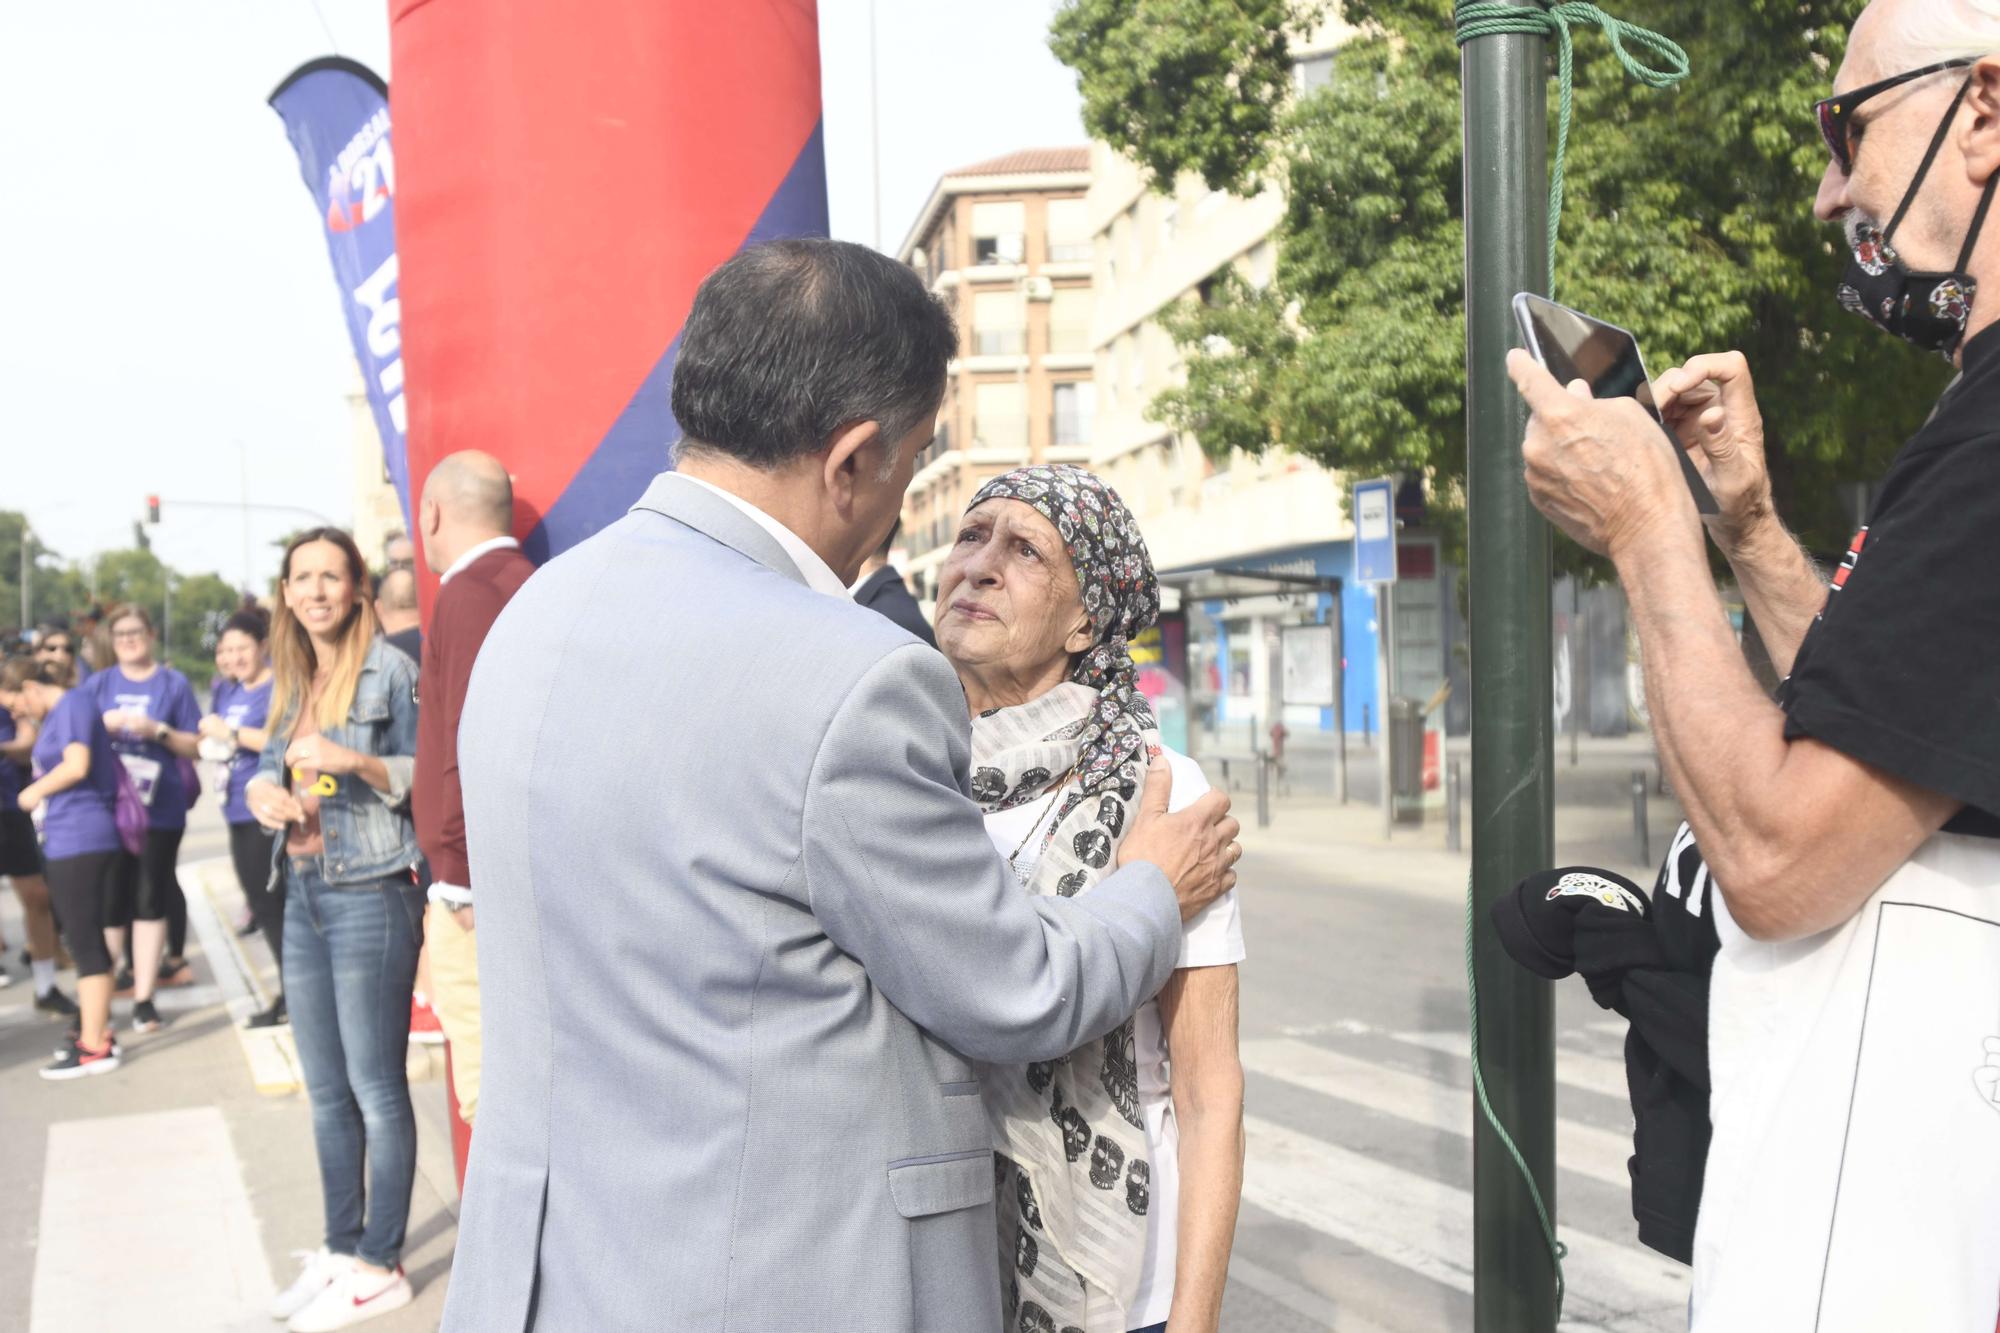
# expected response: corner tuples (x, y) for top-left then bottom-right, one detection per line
(408, 993), (445, 1047)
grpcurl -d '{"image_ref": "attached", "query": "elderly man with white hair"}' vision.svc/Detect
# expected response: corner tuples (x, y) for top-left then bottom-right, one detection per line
(1506, 0), (2000, 1326)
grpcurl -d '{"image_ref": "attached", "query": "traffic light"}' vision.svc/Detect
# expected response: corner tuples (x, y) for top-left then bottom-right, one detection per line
(145, 494), (160, 523)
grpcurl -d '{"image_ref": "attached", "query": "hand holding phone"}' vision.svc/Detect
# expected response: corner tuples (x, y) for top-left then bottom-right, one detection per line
(1512, 293), (1720, 515)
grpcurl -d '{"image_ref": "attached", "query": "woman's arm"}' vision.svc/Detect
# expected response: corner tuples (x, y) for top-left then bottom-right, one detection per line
(1159, 963), (1245, 1333)
(234, 724), (270, 752)
(19, 741), (91, 810)
(0, 718), (33, 763)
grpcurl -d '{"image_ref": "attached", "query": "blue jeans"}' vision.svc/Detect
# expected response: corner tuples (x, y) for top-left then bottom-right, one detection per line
(284, 858), (423, 1269)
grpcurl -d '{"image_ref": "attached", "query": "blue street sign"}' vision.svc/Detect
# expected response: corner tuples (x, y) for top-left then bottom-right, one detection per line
(1354, 477), (1396, 585)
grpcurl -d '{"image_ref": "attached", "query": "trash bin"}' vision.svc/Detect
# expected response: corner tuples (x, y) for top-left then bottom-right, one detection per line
(1389, 696), (1424, 825)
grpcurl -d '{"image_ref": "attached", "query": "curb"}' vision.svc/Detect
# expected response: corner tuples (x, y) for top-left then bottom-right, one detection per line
(184, 857), (302, 1096)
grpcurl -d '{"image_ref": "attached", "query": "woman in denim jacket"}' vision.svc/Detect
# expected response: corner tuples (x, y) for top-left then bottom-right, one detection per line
(246, 528), (424, 1331)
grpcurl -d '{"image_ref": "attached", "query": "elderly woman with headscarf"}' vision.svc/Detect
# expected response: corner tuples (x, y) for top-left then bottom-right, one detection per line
(933, 465), (1246, 1333)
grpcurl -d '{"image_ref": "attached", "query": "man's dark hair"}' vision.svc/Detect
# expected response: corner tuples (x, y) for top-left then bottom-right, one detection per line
(670, 238), (957, 468)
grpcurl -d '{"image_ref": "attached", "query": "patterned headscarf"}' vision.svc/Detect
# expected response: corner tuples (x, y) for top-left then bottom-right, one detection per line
(966, 464), (1160, 807)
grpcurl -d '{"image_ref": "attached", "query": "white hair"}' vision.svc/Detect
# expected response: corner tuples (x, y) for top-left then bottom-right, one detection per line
(1878, 0), (2000, 69)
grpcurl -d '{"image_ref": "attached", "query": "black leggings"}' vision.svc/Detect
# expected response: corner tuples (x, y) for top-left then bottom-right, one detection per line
(46, 850), (123, 978)
(119, 826), (187, 947)
(230, 820), (283, 986)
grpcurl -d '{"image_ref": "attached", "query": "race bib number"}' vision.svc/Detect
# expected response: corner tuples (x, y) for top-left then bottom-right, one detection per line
(119, 753), (163, 807)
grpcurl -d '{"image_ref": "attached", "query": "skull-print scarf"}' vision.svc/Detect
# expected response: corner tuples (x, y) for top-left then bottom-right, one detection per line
(965, 465), (1161, 1329)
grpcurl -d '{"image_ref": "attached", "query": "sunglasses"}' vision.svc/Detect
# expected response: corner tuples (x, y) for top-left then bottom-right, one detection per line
(1816, 59), (1973, 174)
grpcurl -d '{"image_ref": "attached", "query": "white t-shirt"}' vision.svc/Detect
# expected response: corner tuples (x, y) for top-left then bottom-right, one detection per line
(981, 746), (1245, 1329)
(1692, 831), (2000, 1331)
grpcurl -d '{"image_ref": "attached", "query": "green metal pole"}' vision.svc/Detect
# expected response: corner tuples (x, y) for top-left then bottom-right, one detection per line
(1461, 6), (1556, 1330)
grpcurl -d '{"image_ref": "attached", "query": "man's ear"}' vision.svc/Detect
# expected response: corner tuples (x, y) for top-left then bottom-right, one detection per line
(1967, 55), (2000, 183)
(820, 419), (883, 513)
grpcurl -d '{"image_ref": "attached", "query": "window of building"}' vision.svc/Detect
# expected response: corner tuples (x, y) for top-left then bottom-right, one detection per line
(974, 382), (1028, 452)
(1052, 382), (1095, 448)
(1048, 288), (1091, 354)
(1047, 198), (1091, 262)
(972, 201), (1026, 265)
(972, 291), (1026, 356)
(1294, 52), (1334, 95)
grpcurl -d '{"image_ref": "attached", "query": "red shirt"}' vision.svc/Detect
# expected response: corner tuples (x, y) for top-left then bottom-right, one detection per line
(413, 544), (535, 890)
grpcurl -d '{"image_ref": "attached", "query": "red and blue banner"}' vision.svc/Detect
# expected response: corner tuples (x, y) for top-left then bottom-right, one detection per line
(268, 58), (411, 532)
(388, 0), (829, 574)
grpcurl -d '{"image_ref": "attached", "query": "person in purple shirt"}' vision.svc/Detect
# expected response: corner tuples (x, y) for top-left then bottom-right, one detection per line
(0, 696), (76, 1017)
(200, 609), (285, 1028)
(0, 655), (125, 1079)
(89, 603), (202, 1034)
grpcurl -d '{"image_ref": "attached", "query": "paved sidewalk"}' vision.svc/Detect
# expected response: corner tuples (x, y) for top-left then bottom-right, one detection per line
(0, 805), (461, 1333)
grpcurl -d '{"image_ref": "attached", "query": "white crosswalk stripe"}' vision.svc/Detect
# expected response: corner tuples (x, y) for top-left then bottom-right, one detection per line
(1389, 1027), (1632, 1103)
(1243, 1113), (1688, 1332)
(1241, 1037), (1637, 1190)
(1239, 1025), (1691, 1332)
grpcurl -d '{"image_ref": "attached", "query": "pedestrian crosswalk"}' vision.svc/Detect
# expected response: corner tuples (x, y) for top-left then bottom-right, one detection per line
(1234, 1019), (1690, 1332)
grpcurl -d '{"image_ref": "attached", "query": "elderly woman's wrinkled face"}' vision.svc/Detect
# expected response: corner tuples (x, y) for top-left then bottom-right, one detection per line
(935, 500), (1096, 680)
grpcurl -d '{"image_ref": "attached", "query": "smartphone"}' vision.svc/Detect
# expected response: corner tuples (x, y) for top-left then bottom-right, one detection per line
(1511, 292), (1719, 515)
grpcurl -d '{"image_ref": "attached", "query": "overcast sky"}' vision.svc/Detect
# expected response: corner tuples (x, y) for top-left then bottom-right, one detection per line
(0, 0), (1085, 594)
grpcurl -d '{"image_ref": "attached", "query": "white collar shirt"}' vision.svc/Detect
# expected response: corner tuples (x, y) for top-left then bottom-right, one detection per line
(675, 473), (851, 600)
(439, 535), (521, 586)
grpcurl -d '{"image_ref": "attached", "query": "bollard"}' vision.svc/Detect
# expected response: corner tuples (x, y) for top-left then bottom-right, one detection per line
(1362, 702), (1372, 750)
(1632, 769), (1649, 867)
(1256, 753), (1273, 829)
(1446, 758), (1463, 853)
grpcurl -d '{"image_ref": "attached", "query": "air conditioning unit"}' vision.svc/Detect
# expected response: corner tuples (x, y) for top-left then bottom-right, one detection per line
(1022, 276), (1054, 301)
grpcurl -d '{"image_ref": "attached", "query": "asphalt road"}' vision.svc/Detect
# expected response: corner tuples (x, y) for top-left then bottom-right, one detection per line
(1, 743), (1693, 1332)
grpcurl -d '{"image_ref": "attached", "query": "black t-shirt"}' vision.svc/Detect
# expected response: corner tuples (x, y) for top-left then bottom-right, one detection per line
(1779, 322), (2000, 838)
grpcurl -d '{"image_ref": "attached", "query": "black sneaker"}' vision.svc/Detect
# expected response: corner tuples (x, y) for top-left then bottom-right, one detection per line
(41, 1037), (121, 1081)
(131, 999), (164, 1034)
(112, 969), (134, 997)
(244, 995), (288, 1029)
(58, 1023), (120, 1058)
(34, 987), (80, 1018)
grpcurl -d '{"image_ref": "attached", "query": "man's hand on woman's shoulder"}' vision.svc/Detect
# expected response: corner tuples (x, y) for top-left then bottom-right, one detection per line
(1120, 754), (1241, 922)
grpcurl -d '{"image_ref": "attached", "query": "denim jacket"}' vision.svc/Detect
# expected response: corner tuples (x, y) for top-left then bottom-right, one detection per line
(254, 635), (421, 887)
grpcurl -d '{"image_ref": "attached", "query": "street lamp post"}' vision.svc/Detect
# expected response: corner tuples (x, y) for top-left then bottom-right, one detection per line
(1461, 2), (1557, 1328)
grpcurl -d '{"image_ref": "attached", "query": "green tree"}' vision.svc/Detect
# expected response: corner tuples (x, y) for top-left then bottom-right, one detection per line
(1051, 0), (1952, 563)
(0, 511), (245, 685)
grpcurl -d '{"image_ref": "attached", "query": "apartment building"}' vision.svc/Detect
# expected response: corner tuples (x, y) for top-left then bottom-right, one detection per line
(1081, 20), (1470, 763)
(894, 148), (1097, 604)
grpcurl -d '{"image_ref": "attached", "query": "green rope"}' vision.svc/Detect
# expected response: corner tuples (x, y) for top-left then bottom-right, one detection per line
(1463, 868), (1568, 1319)
(1453, 1), (1690, 282)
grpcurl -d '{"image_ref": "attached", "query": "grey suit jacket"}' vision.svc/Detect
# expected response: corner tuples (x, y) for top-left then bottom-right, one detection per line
(442, 473), (1183, 1332)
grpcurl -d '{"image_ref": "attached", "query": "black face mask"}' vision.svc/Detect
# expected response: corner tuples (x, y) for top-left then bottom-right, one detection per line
(1838, 78), (1999, 361)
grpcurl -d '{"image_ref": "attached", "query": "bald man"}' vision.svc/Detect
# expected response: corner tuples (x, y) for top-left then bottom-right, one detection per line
(375, 567), (423, 664)
(412, 450), (534, 1179)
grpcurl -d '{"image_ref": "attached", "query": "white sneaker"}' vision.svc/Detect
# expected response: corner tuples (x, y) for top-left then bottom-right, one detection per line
(269, 1248), (351, 1320)
(286, 1263), (413, 1331)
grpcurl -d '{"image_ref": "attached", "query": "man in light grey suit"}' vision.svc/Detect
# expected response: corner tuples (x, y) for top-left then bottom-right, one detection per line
(443, 239), (1239, 1332)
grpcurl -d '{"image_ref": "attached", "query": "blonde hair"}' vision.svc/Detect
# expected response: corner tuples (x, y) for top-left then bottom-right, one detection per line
(269, 528), (379, 735)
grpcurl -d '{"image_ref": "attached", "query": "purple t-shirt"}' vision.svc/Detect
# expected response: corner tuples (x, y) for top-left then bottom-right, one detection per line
(210, 676), (274, 826)
(90, 665), (200, 830)
(32, 688), (122, 860)
(0, 710), (23, 810)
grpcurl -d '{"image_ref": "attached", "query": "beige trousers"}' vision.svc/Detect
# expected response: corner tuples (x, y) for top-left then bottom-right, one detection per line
(424, 900), (483, 1123)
